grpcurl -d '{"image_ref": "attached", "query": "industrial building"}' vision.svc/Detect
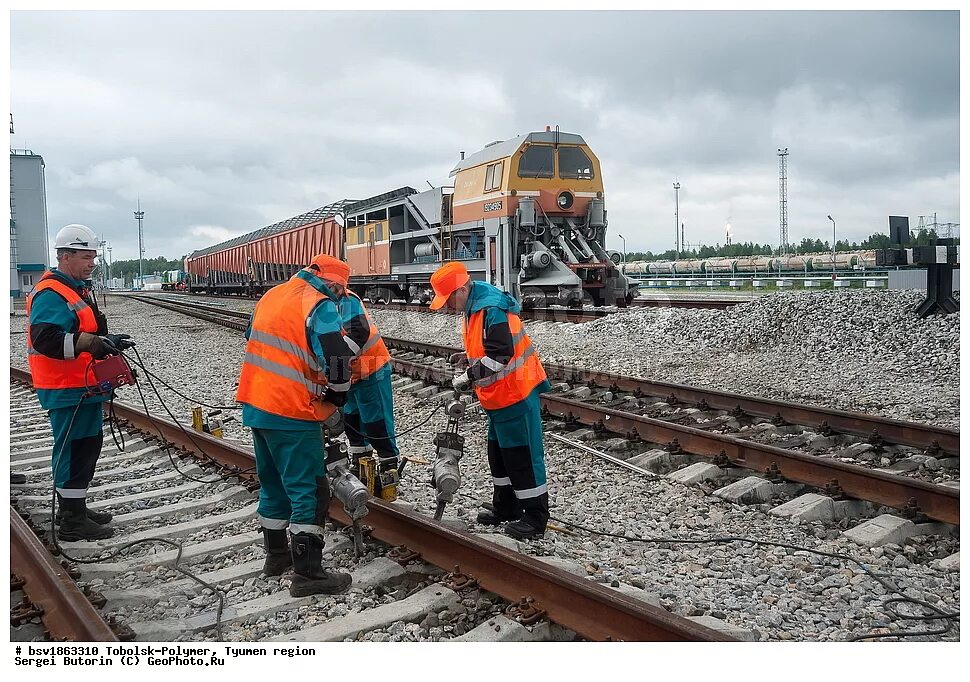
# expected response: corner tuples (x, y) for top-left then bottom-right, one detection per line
(10, 148), (50, 298)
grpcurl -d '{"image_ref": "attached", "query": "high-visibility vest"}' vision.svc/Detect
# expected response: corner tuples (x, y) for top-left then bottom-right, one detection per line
(463, 308), (547, 410)
(346, 291), (390, 382)
(26, 272), (99, 391)
(236, 275), (339, 422)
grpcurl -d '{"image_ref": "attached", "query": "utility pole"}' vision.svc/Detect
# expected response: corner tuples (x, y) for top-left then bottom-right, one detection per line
(673, 182), (681, 259)
(134, 199), (145, 289)
(777, 148), (789, 256)
(107, 245), (113, 284)
(827, 215), (837, 281)
(100, 238), (108, 289)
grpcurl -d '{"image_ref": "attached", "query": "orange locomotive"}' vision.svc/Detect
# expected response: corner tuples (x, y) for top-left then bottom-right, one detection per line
(186, 129), (634, 307)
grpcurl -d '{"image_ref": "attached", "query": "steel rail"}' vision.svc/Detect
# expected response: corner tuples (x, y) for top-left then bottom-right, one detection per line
(10, 507), (120, 641)
(328, 500), (733, 641)
(381, 335), (958, 456)
(539, 395), (959, 526)
(10, 368), (727, 642)
(387, 358), (959, 525)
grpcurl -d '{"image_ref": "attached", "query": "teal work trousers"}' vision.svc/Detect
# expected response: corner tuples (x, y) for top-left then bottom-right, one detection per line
(49, 400), (105, 498)
(252, 426), (329, 535)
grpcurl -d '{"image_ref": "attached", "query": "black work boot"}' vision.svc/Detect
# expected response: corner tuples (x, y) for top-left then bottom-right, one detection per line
(477, 486), (520, 526)
(504, 494), (548, 541)
(288, 533), (352, 597)
(57, 497), (114, 541)
(56, 494), (113, 526)
(476, 508), (520, 525)
(261, 527), (292, 576)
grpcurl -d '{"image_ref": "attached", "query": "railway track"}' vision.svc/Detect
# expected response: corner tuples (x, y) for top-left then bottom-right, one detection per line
(9, 369), (734, 643)
(125, 290), (740, 322)
(117, 293), (959, 525)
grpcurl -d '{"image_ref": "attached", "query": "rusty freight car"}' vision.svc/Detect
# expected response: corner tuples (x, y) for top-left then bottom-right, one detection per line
(186, 200), (352, 296)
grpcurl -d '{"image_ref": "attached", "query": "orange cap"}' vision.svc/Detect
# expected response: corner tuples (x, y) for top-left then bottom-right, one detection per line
(308, 254), (351, 287)
(429, 261), (470, 310)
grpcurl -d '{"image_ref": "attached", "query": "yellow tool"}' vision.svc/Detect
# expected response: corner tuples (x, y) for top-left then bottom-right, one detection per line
(191, 407), (224, 438)
(357, 456), (399, 503)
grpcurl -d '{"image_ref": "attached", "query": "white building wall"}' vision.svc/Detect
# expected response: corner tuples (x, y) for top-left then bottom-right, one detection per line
(10, 150), (50, 297)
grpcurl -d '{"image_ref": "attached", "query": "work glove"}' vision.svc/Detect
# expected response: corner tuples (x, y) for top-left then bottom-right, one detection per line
(325, 387), (348, 408)
(105, 334), (136, 351)
(448, 352), (467, 367)
(323, 410), (344, 437)
(452, 371), (472, 392)
(75, 332), (118, 360)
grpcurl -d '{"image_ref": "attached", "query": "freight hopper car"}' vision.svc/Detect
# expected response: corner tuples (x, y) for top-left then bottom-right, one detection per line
(344, 129), (635, 307)
(185, 202), (348, 295)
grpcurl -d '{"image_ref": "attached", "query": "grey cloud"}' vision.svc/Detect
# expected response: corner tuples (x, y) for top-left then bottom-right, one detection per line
(10, 10), (958, 259)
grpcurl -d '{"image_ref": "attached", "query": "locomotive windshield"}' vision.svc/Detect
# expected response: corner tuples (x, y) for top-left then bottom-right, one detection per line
(517, 145), (554, 178)
(558, 146), (594, 179)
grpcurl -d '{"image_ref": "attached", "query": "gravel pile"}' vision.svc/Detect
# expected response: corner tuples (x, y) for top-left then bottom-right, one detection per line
(367, 290), (960, 428)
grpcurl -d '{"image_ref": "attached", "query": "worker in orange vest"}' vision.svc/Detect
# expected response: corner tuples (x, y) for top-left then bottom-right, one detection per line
(429, 261), (552, 540)
(236, 254), (355, 596)
(335, 286), (399, 497)
(26, 224), (135, 541)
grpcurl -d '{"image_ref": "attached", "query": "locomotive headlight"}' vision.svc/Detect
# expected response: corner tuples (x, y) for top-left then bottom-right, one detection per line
(557, 191), (574, 210)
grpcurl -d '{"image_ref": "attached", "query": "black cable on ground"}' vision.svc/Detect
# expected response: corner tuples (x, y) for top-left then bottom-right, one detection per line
(46, 393), (226, 640)
(121, 352), (242, 411)
(547, 514), (959, 641)
(123, 347), (256, 483)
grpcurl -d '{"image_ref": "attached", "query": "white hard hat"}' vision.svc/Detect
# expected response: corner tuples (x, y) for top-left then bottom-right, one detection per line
(54, 224), (100, 251)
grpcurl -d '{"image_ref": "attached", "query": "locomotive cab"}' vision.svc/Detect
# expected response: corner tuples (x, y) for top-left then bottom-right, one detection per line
(449, 130), (636, 307)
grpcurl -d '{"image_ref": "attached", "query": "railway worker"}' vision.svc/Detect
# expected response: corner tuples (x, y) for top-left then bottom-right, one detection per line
(429, 261), (552, 540)
(236, 253), (355, 597)
(26, 224), (135, 541)
(333, 279), (400, 497)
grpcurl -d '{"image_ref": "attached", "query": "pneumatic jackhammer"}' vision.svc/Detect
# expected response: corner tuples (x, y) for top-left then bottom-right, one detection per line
(430, 390), (467, 521)
(324, 438), (370, 557)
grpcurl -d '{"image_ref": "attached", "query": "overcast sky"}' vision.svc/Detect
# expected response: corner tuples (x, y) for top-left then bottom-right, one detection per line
(9, 10), (960, 263)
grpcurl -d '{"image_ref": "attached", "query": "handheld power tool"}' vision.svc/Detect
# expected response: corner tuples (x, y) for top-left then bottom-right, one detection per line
(430, 391), (467, 520)
(325, 438), (370, 557)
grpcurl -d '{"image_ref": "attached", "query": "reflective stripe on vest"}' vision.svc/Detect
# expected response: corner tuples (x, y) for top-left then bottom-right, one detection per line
(463, 309), (546, 410)
(235, 276), (337, 422)
(347, 291), (390, 381)
(25, 273), (99, 390)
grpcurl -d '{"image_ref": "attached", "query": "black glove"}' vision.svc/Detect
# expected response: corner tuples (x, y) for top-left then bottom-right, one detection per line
(325, 388), (348, 408)
(75, 333), (117, 360)
(105, 333), (136, 351)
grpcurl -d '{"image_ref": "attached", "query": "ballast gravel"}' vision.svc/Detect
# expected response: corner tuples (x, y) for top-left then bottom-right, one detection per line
(366, 289), (960, 428)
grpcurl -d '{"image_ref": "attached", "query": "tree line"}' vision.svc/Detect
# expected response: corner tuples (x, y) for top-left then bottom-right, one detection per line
(623, 229), (950, 262)
(94, 256), (185, 286)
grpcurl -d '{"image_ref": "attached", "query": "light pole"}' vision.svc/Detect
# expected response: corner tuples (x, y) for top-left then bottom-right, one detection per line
(617, 233), (627, 264)
(827, 215), (836, 281)
(673, 182), (681, 259)
(107, 245), (112, 284)
(134, 200), (145, 289)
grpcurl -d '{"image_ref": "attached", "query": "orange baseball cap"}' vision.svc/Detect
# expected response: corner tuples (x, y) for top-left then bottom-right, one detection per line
(429, 261), (470, 310)
(309, 254), (351, 287)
